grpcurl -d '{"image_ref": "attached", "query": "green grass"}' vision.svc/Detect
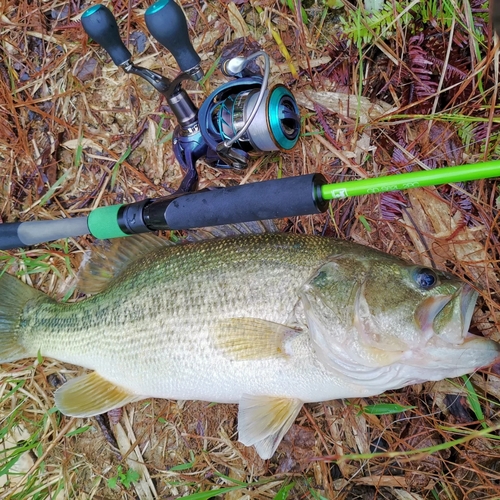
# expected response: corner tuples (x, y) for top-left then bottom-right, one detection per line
(172, 472), (275, 500)
(337, 0), (488, 47)
(273, 481), (296, 500)
(330, 421), (500, 463)
(339, 1), (413, 46)
(110, 145), (133, 190)
(0, 373), (65, 499)
(169, 450), (196, 471)
(356, 402), (416, 415)
(1, 240), (76, 292)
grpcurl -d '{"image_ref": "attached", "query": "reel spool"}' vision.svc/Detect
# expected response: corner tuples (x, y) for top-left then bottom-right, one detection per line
(199, 77), (301, 170)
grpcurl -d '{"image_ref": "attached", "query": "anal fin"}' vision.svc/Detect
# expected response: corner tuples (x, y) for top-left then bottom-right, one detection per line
(54, 372), (141, 417)
(238, 394), (303, 459)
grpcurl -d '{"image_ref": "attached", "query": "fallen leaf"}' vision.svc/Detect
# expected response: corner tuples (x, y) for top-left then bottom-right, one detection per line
(227, 2), (249, 39)
(296, 90), (395, 124)
(62, 138), (103, 152)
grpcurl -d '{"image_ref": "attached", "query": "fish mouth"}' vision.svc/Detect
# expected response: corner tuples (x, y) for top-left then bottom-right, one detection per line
(460, 285), (500, 366)
(414, 285), (499, 373)
(460, 284), (478, 340)
(414, 284), (478, 344)
(414, 294), (453, 340)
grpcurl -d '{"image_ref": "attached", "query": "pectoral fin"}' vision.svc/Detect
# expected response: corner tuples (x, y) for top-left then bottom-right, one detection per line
(215, 318), (301, 361)
(238, 394), (303, 459)
(54, 372), (141, 417)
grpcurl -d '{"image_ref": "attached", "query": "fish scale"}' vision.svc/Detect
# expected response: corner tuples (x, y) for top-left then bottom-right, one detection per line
(20, 235), (331, 388)
(1, 232), (499, 459)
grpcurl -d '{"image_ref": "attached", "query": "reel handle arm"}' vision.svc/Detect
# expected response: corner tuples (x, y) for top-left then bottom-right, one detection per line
(127, 65), (172, 97)
(81, 4), (198, 126)
(81, 4), (132, 66)
(145, 0), (203, 81)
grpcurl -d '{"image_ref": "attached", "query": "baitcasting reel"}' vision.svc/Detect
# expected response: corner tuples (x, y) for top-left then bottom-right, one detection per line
(81, 0), (301, 192)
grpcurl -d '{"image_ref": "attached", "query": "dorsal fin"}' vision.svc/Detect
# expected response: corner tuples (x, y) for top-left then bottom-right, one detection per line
(186, 220), (279, 242)
(77, 233), (171, 295)
(76, 222), (279, 295)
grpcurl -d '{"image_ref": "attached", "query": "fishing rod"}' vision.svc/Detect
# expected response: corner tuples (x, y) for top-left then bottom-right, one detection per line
(1, 162), (499, 250)
(1, 1), (499, 250)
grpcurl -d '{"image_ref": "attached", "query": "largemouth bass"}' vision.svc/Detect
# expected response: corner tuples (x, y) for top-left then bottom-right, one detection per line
(1, 232), (499, 459)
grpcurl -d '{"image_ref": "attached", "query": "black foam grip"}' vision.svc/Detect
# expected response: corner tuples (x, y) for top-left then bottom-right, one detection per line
(160, 174), (328, 230)
(145, 0), (201, 72)
(81, 4), (132, 66)
(0, 222), (23, 250)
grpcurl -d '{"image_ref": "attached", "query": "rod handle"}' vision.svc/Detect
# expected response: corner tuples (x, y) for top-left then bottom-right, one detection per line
(145, 0), (202, 78)
(81, 4), (132, 66)
(142, 174), (329, 230)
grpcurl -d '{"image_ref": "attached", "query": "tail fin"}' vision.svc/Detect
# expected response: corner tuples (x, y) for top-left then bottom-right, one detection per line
(0, 272), (45, 363)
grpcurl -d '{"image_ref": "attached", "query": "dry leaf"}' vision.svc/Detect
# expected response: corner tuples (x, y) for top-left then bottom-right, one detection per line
(227, 2), (250, 39)
(62, 138), (103, 152)
(296, 90), (395, 124)
(405, 189), (496, 287)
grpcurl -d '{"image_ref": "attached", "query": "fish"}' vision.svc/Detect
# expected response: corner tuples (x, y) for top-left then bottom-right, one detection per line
(0, 230), (499, 459)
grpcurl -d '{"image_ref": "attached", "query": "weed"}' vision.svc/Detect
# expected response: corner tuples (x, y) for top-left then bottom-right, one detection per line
(107, 465), (140, 490)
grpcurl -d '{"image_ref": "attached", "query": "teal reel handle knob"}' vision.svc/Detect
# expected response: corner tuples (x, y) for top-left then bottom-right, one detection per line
(145, 0), (203, 79)
(81, 4), (132, 66)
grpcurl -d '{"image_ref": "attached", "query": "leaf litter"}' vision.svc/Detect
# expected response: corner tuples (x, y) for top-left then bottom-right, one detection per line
(0, 0), (500, 498)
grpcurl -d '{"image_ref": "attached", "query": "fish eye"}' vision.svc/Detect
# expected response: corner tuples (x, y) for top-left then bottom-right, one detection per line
(413, 268), (438, 290)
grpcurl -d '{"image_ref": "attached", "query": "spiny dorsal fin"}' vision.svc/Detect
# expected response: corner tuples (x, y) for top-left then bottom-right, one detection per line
(54, 371), (141, 417)
(186, 220), (279, 242)
(215, 318), (302, 361)
(77, 233), (171, 295)
(238, 395), (303, 459)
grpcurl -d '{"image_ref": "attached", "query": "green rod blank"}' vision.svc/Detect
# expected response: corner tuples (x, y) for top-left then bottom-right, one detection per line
(321, 161), (500, 200)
